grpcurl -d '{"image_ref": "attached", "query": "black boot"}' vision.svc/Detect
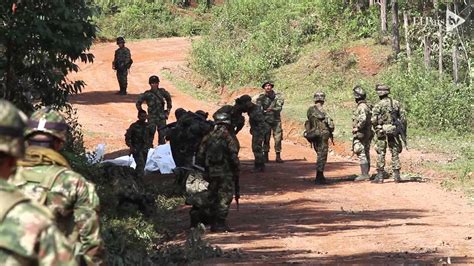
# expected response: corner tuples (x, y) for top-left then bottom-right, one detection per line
(314, 171), (327, 185)
(371, 169), (384, 184)
(393, 169), (401, 183)
(263, 152), (269, 163)
(354, 164), (370, 181)
(275, 152), (284, 163)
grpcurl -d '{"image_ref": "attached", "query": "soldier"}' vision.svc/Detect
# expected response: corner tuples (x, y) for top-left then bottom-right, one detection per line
(371, 85), (406, 183)
(196, 113), (240, 232)
(352, 86), (374, 181)
(256, 81), (285, 163)
(0, 100), (74, 265)
(213, 99), (246, 135)
(125, 110), (154, 178)
(112, 36), (133, 95)
(304, 92), (335, 185)
(9, 107), (103, 265)
(239, 94), (269, 172)
(136, 75), (172, 145)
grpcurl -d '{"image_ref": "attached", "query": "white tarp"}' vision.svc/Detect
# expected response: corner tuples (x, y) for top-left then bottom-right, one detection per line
(97, 143), (176, 174)
(144, 144), (176, 174)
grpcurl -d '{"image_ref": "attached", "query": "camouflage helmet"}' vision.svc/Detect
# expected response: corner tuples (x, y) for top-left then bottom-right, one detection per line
(148, 75), (160, 84)
(313, 91), (326, 102)
(375, 84), (390, 96)
(175, 108), (187, 120)
(116, 36), (125, 44)
(213, 112), (231, 125)
(0, 100), (26, 158)
(25, 107), (68, 142)
(353, 85), (366, 99)
(236, 94), (252, 105)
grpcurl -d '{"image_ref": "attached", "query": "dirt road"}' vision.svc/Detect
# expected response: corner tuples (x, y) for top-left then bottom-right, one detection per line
(72, 38), (473, 264)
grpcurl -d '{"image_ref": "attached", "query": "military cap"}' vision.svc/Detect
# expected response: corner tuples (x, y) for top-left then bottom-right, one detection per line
(375, 84), (390, 96)
(0, 100), (26, 158)
(236, 94), (252, 105)
(116, 36), (125, 44)
(261, 81), (274, 89)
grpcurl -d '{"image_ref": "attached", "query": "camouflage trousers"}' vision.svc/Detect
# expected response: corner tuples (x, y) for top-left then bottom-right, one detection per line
(208, 174), (234, 223)
(374, 135), (402, 170)
(133, 149), (149, 178)
(312, 135), (329, 172)
(251, 130), (266, 165)
(148, 116), (167, 145)
(353, 137), (371, 165)
(263, 121), (283, 153)
(116, 69), (128, 93)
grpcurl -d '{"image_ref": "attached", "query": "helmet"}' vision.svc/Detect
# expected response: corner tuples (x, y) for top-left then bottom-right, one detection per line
(149, 75), (160, 84)
(25, 107), (68, 142)
(213, 112), (231, 125)
(116, 36), (125, 44)
(375, 84), (390, 96)
(261, 81), (274, 89)
(0, 100), (26, 158)
(175, 108), (186, 120)
(313, 91), (326, 102)
(353, 85), (366, 99)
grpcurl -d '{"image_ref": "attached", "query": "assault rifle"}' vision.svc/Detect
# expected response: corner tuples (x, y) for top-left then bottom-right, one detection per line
(390, 99), (408, 150)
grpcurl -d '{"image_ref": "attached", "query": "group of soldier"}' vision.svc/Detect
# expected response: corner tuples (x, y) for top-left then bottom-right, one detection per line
(0, 101), (103, 264)
(304, 84), (406, 185)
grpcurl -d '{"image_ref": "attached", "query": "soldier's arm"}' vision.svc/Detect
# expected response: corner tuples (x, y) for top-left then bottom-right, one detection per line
(136, 94), (145, 111)
(125, 48), (133, 68)
(163, 89), (172, 111)
(355, 106), (368, 130)
(195, 135), (209, 166)
(112, 50), (118, 70)
(125, 125), (133, 147)
(272, 94), (284, 112)
(371, 105), (380, 127)
(68, 173), (104, 265)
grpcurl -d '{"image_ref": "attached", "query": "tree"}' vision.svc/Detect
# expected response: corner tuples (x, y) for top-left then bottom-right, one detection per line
(0, 0), (96, 112)
(391, 0), (400, 58)
(379, 0), (388, 34)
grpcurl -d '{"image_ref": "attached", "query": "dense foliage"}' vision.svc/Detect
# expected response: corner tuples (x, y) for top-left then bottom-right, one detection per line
(92, 0), (210, 39)
(0, 0), (96, 112)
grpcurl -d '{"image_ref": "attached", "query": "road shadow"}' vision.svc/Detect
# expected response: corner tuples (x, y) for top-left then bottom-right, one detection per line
(70, 90), (141, 105)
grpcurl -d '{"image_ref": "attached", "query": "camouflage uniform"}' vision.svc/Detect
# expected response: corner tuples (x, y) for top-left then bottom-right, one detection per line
(351, 86), (373, 181)
(136, 87), (172, 145)
(256, 89), (284, 162)
(247, 103), (270, 171)
(371, 85), (406, 183)
(10, 108), (103, 265)
(214, 104), (245, 135)
(112, 37), (133, 94)
(305, 92), (335, 184)
(196, 119), (240, 232)
(125, 119), (154, 178)
(0, 100), (74, 265)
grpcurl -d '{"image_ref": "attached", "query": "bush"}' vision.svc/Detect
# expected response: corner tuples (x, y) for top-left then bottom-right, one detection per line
(381, 62), (473, 133)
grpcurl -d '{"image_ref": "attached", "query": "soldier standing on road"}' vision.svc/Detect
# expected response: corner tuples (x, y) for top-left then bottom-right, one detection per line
(125, 110), (154, 178)
(352, 86), (374, 181)
(239, 94), (270, 172)
(371, 84), (406, 183)
(196, 112), (240, 232)
(304, 92), (335, 185)
(0, 100), (75, 265)
(112, 36), (133, 95)
(256, 81), (285, 163)
(136, 75), (172, 145)
(9, 107), (103, 265)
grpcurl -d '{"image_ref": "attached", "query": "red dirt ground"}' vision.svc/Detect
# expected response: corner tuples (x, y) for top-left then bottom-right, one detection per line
(71, 38), (473, 264)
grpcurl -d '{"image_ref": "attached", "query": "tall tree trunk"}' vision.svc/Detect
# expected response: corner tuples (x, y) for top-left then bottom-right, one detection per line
(380, 0), (388, 34)
(438, 21), (443, 78)
(403, 11), (411, 62)
(424, 36), (431, 70)
(391, 0), (400, 58)
(369, 0), (375, 6)
(453, 44), (459, 83)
